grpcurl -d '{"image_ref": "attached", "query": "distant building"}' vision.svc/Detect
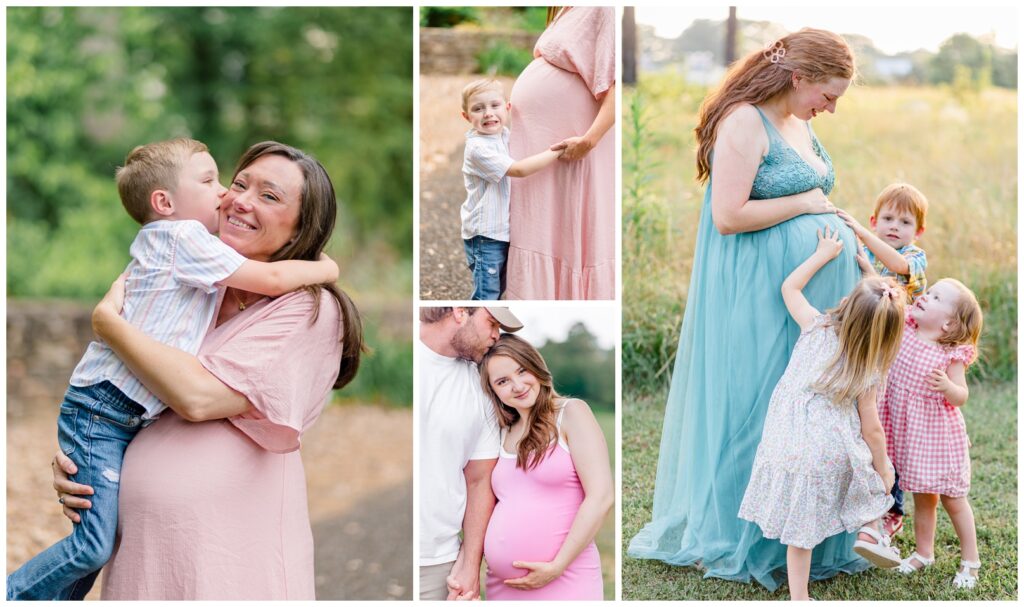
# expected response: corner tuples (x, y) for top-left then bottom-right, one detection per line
(874, 56), (915, 80)
(684, 51), (725, 86)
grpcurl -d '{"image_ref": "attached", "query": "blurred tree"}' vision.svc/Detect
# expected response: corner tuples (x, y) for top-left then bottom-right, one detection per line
(930, 33), (992, 88)
(7, 7), (412, 297)
(419, 6), (479, 28)
(540, 323), (615, 413)
(622, 7), (636, 85)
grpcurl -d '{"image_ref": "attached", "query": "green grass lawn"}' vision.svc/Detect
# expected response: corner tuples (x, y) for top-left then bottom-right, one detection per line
(622, 382), (1017, 600)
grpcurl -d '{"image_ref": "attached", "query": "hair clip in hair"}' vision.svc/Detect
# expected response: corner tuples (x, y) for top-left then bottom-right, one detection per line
(763, 40), (786, 64)
(880, 285), (898, 301)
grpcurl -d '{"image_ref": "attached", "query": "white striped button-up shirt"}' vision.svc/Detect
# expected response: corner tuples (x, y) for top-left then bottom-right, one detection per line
(460, 127), (514, 242)
(70, 219), (246, 418)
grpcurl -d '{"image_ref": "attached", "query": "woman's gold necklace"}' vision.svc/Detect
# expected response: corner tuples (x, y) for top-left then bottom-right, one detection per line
(231, 289), (257, 311)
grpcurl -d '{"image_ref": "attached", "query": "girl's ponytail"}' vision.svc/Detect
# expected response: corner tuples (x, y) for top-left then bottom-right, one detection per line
(812, 277), (906, 404)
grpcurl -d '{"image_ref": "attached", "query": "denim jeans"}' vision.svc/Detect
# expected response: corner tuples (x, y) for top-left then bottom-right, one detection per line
(6, 381), (147, 600)
(889, 472), (904, 516)
(463, 236), (509, 300)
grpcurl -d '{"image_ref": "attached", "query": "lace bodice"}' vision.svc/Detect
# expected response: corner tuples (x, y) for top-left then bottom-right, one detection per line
(749, 106), (835, 200)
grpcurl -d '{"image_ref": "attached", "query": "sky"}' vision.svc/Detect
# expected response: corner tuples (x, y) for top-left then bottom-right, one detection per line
(635, 6), (1018, 55)
(508, 306), (618, 351)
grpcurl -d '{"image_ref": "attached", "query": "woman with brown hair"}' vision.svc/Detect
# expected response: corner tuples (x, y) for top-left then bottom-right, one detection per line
(478, 334), (613, 599)
(50, 142), (362, 599)
(628, 29), (872, 590)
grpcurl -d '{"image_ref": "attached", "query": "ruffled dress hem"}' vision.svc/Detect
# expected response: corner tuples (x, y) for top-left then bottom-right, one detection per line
(504, 246), (614, 300)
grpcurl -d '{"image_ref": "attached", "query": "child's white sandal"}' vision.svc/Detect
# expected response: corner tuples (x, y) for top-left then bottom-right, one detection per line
(852, 525), (901, 569)
(952, 559), (980, 589)
(897, 551), (935, 574)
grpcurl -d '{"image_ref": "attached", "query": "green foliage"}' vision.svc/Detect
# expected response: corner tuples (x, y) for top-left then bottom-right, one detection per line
(623, 77), (1018, 396)
(476, 40), (534, 77)
(514, 7), (549, 33)
(971, 272), (1017, 383)
(419, 6), (479, 28)
(540, 323), (615, 413)
(335, 322), (412, 407)
(7, 7), (413, 298)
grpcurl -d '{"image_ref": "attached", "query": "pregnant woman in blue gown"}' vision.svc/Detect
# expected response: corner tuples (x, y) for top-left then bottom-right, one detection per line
(628, 29), (869, 591)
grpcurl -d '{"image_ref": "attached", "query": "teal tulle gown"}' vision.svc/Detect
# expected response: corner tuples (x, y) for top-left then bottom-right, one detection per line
(628, 107), (867, 590)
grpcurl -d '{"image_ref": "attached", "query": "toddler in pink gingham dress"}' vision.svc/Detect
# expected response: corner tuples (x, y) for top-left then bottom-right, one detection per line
(878, 278), (984, 590)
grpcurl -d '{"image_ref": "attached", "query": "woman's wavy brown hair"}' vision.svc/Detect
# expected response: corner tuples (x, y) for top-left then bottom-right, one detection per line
(546, 7), (565, 26)
(480, 334), (561, 470)
(695, 28), (856, 183)
(232, 141), (364, 389)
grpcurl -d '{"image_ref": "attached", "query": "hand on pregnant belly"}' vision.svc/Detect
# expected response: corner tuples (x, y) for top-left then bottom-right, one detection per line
(502, 560), (565, 590)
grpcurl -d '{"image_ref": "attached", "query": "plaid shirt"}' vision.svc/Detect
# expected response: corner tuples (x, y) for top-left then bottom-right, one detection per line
(865, 243), (927, 301)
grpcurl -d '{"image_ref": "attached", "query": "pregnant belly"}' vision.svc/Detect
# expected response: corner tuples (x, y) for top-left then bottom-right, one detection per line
(509, 58), (597, 141)
(484, 500), (573, 580)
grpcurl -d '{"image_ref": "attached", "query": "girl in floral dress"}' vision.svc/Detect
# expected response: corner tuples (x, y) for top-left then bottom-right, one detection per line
(877, 278), (984, 589)
(739, 227), (906, 600)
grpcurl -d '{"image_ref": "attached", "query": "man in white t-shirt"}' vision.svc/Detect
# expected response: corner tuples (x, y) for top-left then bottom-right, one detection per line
(419, 306), (523, 600)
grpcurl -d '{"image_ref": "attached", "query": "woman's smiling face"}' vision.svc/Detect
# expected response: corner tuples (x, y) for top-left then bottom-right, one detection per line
(790, 75), (850, 120)
(219, 154), (303, 261)
(487, 354), (541, 410)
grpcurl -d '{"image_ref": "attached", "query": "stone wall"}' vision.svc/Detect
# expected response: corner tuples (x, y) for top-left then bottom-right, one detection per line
(6, 300), (95, 418)
(420, 27), (539, 75)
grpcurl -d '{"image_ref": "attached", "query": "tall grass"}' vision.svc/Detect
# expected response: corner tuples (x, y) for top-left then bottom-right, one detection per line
(623, 74), (1017, 395)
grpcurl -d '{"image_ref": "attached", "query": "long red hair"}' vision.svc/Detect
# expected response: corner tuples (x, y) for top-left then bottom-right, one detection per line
(694, 28), (855, 183)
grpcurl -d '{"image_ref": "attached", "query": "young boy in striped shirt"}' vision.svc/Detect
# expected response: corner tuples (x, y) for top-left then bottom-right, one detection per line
(6, 138), (338, 600)
(459, 79), (564, 300)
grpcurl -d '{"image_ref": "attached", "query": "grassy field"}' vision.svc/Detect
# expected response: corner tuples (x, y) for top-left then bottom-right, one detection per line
(622, 76), (1017, 599)
(478, 409), (616, 599)
(623, 382), (1017, 600)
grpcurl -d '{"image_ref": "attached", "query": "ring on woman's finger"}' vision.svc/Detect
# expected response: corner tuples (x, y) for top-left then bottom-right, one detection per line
(58, 496), (65, 505)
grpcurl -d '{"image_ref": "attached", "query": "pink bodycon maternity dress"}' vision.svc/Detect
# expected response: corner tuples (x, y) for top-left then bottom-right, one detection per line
(483, 404), (603, 600)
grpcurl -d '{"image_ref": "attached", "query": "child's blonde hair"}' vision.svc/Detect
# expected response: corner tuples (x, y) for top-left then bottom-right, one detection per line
(812, 276), (907, 405)
(872, 183), (929, 231)
(116, 138), (209, 225)
(461, 78), (505, 112)
(934, 278), (983, 358)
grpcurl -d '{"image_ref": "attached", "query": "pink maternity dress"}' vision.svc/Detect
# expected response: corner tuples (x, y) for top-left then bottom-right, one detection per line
(100, 290), (343, 599)
(506, 6), (616, 300)
(483, 402), (603, 600)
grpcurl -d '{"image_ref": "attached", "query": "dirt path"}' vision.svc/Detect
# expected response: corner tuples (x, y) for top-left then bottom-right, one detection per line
(6, 403), (412, 600)
(419, 74), (516, 300)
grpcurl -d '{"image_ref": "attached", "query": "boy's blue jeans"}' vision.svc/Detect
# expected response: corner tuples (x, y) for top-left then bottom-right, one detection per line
(889, 472), (904, 516)
(463, 235), (509, 300)
(6, 381), (147, 600)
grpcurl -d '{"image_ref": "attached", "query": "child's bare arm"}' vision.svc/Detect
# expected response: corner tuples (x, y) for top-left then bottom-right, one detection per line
(836, 209), (910, 275)
(221, 253), (339, 296)
(857, 385), (895, 492)
(506, 147), (564, 178)
(928, 361), (969, 407)
(781, 226), (844, 331)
